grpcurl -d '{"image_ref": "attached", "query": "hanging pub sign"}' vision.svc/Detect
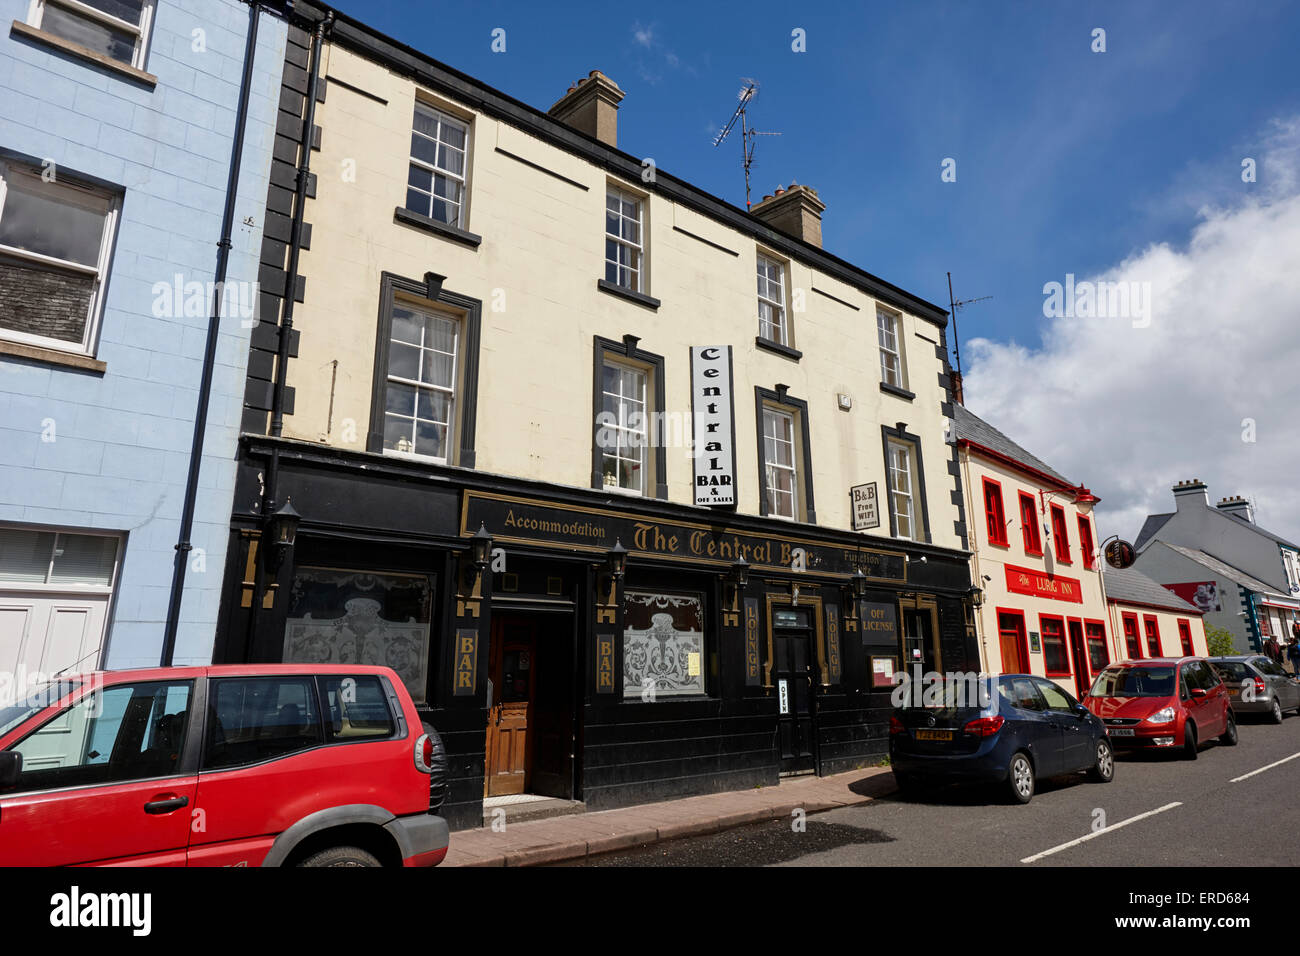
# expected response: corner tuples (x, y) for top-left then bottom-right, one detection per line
(850, 482), (881, 531)
(1105, 539), (1136, 570)
(690, 346), (737, 507)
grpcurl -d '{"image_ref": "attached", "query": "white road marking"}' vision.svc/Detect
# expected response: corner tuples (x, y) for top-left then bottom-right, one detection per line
(1020, 802), (1183, 863)
(1230, 751), (1300, 783)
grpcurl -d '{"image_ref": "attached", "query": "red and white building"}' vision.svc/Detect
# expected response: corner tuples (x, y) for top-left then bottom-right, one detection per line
(953, 405), (1112, 699)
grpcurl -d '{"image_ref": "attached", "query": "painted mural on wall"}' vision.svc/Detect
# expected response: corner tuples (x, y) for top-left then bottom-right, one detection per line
(284, 567), (432, 702)
(1162, 581), (1221, 613)
(623, 590), (705, 699)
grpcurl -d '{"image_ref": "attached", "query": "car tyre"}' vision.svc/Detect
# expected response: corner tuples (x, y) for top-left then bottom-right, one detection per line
(1219, 712), (1238, 746)
(298, 845), (383, 868)
(1269, 698), (1283, 724)
(1181, 723), (1198, 761)
(1007, 752), (1034, 804)
(1088, 738), (1115, 782)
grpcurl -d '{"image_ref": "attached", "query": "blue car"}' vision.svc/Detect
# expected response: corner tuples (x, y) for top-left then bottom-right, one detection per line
(889, 673), (1114, 803)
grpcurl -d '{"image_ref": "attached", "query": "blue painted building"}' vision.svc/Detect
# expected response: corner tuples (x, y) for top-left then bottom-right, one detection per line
(0, 0), (285, 676)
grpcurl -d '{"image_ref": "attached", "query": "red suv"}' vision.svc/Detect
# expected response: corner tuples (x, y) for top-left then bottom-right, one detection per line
(1082, 657), (1237, 759)
(0, 664), (449, 866)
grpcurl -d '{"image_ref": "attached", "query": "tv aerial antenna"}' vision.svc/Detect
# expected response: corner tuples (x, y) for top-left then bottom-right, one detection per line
(946, 271), (992, 379)
(713, 80), (782, 208)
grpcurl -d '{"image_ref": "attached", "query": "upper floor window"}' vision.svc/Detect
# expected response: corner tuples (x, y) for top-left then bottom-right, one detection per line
(406, 103), (468, 228)
(599, 359), (648, 494)
(27, 0), (155, 69)
(877, 308), (905, 388)
(887, 440), (918, 540)
(0, 161), (118, 356)
(1050, 503), (1071, 563)
(756, 254), (787, 345)
(762, 407), (798, 520)
(605, 186), (642, 292)
(983, 479), (1008, 547)
(381, 302), (459, 463)
(1078, 514), (1096, 570)
(1019, 492), (1042, 555)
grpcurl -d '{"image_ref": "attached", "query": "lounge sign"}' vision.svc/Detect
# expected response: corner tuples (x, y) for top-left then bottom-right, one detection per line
(1004, 563), (1083, 603)
(462, 491), (907, 581)
(690, 346), (737, 507)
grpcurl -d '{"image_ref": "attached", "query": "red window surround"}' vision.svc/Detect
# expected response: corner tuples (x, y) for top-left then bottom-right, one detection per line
(983, 478), (1009, 547)
(1078, 514), (1096, 570)
(1084, 619), (1109, 674)
(1143, 615), (1162, 657)
(1019, 492), (1042, 555)
(1177, 618), (1194, 656)
(1050, 504), (1071, 563)
(1040, 614), (1071, 676)
(1122, 612), (1142, 659)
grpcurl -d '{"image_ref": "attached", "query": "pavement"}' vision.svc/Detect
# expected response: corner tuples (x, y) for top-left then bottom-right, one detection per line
(442, 766), (898, 867)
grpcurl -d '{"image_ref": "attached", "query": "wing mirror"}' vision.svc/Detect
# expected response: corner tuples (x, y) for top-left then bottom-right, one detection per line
(1190, 688), (1207, 699)
(0, 751), (21, 788)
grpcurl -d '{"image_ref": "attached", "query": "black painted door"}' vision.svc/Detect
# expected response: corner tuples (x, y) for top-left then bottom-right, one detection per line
(774, 627), (816, 774)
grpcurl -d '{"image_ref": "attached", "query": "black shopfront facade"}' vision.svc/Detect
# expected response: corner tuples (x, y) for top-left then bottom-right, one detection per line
(214, 435), (979, 831)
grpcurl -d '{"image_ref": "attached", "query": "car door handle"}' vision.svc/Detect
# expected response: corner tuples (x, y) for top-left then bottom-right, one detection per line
(143, 795), (189, 815)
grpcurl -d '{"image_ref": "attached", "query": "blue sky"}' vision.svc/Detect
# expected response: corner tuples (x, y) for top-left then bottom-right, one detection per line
(334, 0), (1298, 341)
(335, 1), (1300, 542)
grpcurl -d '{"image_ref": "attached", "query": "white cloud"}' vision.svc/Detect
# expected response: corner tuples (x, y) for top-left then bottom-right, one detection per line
(633, 23), (655, 48)
(964, 115), (1300, 547)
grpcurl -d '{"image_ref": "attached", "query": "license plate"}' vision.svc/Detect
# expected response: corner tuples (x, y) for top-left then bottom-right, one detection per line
(915, 729), (953, 741)
(1108, 728), (1135, 737)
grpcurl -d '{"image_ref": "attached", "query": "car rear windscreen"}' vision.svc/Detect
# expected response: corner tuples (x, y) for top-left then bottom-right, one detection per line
(1210, 661), (1250, 682)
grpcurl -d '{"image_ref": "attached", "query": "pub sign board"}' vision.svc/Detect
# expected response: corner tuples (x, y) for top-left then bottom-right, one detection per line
(463, 491), (908, 581)
(690, 346), (737, 507)
(850, 482), (880, 531)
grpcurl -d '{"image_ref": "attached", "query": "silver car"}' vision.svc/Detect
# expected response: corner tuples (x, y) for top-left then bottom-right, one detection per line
(1209, 656), (1300, 723)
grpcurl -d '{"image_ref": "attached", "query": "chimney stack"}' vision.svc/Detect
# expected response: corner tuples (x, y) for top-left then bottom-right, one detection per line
(750, 182), (826, 248)
(1172, 478), (1209, 512)
(548, 70), (624, 148)
(1216, 495), (1254, 524)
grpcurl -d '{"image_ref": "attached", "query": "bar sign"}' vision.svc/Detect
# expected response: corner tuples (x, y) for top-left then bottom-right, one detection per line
(453, 628), (478, 696)
(595, 632), (616, 693)
(690, 346), (736, 506)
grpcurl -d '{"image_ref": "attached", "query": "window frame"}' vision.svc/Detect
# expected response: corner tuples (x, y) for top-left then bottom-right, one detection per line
(405, 101), (470, 230)
(0, 525), (122, 595)
(982, 478), (1009, 547)
(592, 336), (667, 499)
(881, 423), (929, 543)
(1019, 492), (1042, 555)
(754, 387), (815, 523)
(26, 0), (156, 71)
(756, 251), (789, 346)
(0, 160), (119, 356)
(876, 307), (906, 389)
(1084, 618), (1109, 674)
(1078, 514), (1096, 570)
(367, 272), (481, 468)
(996, 608), (1030, 675)
(1143, 614), (1162, 657)
(1040, 613), (1071, 677)
(605, 183), (645, 293)
(1050, 503), (1071, 564)
(1177, 618), (1194, 656)
(1121, 611), (1143, 659)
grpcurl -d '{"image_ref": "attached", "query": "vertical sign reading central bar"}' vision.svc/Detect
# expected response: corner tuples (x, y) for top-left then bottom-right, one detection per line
(691, 345), (737, 507)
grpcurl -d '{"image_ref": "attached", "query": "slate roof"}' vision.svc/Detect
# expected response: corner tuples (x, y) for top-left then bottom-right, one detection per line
(1103, 564), (1202, 613)
(1220, 511), (1300, 553)
(1150, 543), (1290, 599)
(951, 405), (1073, 487)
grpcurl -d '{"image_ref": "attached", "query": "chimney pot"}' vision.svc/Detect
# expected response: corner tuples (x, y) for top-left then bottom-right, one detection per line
(549, 71), (624, 147)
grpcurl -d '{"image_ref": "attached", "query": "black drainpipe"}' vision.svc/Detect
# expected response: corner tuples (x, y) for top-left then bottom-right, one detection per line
(160, 1), (264, 666)
(244, 8), (332, 654)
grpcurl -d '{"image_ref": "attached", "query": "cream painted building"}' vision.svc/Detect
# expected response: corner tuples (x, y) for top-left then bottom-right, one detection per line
(953, 405), (1113, 699)
(1100, 565), (1207, 661)
(214, 3), (977, 829)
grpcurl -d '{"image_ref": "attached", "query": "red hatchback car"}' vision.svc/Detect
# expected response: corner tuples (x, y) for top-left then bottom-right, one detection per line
(0, 664), (449, 867)
(1082, 657), (1237, 759)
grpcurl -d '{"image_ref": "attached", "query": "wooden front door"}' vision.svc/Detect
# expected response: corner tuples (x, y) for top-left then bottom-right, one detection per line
(485, 620), (536, 797)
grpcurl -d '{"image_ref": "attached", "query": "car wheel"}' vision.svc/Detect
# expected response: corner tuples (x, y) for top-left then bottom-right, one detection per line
(1219, 712), (1238, 746)
(1089, 738), (1115, 782)
(1270, 698), (1284, 724)
(298, 845), (383, 868)
(1181, 723), (1198, 761)
(1007, 752), (1034, 804)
